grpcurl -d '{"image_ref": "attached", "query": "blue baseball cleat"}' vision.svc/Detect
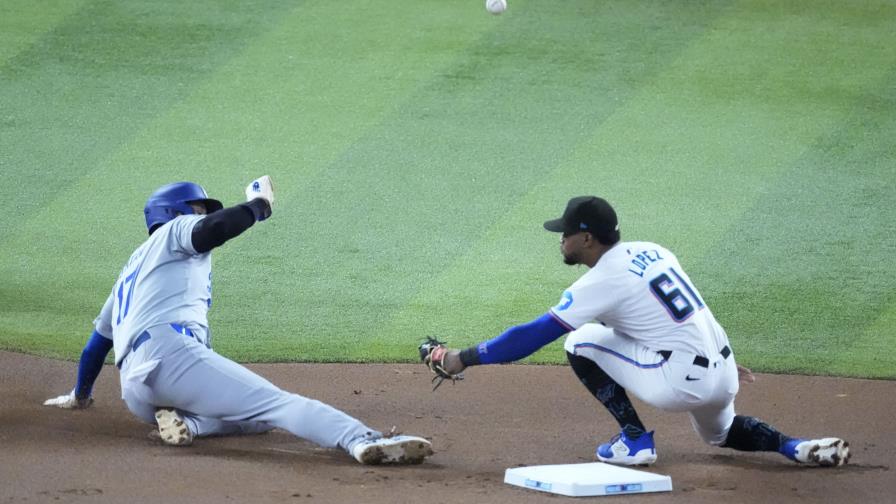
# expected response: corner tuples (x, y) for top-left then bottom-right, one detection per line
(780, 438), (850, 467)
(596, 430), (657, 466)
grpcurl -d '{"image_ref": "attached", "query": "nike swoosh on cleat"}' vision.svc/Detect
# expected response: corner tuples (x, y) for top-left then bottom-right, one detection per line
(685, 376), (700, 381)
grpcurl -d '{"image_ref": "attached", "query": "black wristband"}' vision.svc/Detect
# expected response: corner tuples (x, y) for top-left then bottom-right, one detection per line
(242, 198), (272, 221)
(459, 346), (481, 367)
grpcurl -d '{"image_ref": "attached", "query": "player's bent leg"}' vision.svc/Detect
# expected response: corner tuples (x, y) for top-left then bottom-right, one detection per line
(689, 401), (735, 446)
(566, 352), (647, 433)
(565, 325), (662, 466)
(120, 381), (158, 425)
(182, 415), (275, 438)
(719, 415), (848, 466)
(721, 415), (794, 453)
(119, 352), (194, 446)
(153, 341), (372, 447)
(564, 325), (675, 408)
(119, 347), (162, 425)
(144, 334), (432, 464)
(685, 361), (850, 466)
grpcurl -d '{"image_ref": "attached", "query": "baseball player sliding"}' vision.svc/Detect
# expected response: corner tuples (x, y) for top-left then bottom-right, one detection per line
(45, 177), (432, 465)
(421, 196), (849, 467)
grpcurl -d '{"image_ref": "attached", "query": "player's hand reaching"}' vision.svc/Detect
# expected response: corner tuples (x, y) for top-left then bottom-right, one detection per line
(244, 175), (274, 221)
(246, 175), (274, 206)
(419, 338), (466, 390)
(43, 389), (94, 409)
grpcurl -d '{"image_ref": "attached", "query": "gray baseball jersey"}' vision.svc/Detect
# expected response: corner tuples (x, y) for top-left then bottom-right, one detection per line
(94, 214), (211, 366)
(102, 215), (376, 450)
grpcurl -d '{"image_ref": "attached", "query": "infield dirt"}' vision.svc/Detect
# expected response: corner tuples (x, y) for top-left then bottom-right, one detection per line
(1, 350), (892, 503)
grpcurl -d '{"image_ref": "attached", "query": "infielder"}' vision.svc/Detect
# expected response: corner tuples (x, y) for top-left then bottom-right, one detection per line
(45, 177), (432, 465)
(421, 196), (849, 467)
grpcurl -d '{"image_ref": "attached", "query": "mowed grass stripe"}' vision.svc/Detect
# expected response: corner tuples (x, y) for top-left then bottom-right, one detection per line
(100, 0), (508, 358)
(196, 0), (692, 359)
(225, 0), (748, 361)
(336, 0), (746, 357)
(369, 0), (896, 374)
(0, 0), (300, 237)
(0, 0), (86, 63)
(86, 0), (504, 195)
(0, 0), (504, 358)
(1, 0), (305, 358)
(6, 0), (736, 361)
(25, 0), (729, 361)
(861, 297), (896, 378)
(2, 1), (891, 379)
(681, 0), (896, 378)
(702, 80), (896, 378)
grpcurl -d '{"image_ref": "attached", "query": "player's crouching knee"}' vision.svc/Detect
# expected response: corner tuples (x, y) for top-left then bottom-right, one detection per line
(563, 335), (577, 356)
(563, 329), (592, 355)
(690, 417), (732, 447)
(694, 427), (730, 447)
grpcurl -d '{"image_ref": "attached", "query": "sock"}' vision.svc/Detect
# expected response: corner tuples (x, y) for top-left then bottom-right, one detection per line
(567, 352), (647, 439)
(721, 415), (794, 452)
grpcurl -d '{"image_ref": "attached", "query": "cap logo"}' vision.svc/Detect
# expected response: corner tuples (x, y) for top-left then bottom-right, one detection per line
(579, 222), (588, 229)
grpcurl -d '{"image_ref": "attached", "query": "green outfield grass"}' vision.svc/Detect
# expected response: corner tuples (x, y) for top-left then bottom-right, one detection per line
(1, 0), (893, 378)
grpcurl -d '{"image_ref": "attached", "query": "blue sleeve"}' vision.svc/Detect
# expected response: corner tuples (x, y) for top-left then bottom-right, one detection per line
(74, 330), (113, 399)
(476, 312), (570, 365)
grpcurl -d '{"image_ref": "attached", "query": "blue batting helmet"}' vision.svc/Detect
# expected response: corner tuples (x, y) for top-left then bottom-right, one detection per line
(143, 182), (223, 233)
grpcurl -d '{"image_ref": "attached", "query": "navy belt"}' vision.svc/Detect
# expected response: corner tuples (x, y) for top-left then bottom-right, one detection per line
(659, 345), (731, 368)
(118, 324), (195, 368)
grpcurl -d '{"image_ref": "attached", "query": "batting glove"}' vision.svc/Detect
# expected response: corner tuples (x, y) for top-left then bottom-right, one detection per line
(43, 389), (94, 409)
(246, 175), (274, 206)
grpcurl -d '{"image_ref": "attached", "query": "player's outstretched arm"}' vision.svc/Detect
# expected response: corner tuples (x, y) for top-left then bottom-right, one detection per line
(43, 330), (112, 409)
(191, 176), (274, 253)
(421, 312), (570, 378)
(463, 312), (569, 366)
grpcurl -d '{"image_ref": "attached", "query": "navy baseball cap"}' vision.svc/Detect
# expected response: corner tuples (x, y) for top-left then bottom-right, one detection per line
(543, 196), (620, 244)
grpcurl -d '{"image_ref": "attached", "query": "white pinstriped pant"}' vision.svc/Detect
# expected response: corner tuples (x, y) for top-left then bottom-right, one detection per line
(564, 323), (739, 445)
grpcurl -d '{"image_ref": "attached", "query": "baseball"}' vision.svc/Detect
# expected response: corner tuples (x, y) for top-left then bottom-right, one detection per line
(486, 0), (507, 15)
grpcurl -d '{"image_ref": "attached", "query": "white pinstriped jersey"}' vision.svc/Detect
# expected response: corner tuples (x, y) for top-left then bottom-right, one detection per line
(549, 241), (729, 356)
(94, 215), (212, 365)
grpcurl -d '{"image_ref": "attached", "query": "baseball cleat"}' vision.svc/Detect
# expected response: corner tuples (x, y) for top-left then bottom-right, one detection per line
(782, 438), (850, 467)
(596, 430), (657, 466)
(351, 435), (433, 465)
(154, 408), (193, 446)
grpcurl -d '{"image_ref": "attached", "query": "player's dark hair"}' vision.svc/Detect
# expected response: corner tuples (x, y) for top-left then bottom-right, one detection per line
(595, 229), (620, 246)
